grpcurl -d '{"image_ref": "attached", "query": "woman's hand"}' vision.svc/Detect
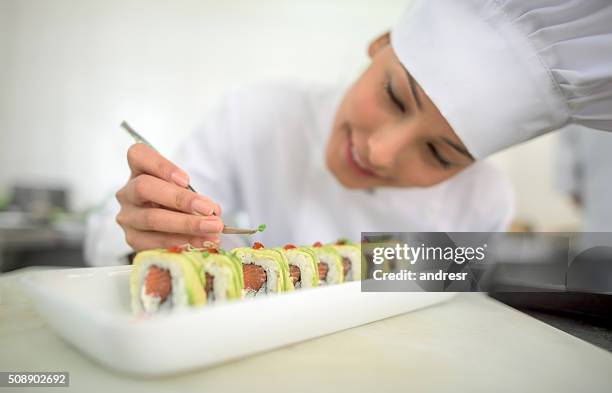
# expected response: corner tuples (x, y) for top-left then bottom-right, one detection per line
(115, 143), (223, 251)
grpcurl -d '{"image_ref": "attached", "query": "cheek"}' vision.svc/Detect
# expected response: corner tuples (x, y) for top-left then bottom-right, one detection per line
(344, 69), (382, 126)
(394, 151), (459, 187)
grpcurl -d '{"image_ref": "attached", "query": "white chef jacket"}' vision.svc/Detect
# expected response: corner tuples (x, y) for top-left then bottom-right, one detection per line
(85, 82), (515, 267)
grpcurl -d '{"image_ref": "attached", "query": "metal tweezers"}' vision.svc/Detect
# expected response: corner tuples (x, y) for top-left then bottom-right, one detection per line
(121, 121), (259, 235)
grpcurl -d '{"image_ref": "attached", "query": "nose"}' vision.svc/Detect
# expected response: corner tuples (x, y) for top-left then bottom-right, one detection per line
(366, 125), (412, 169)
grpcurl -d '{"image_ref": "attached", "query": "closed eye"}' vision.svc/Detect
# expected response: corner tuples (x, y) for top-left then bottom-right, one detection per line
(385, 80), (405, 113)
(427, 143), (452, 169)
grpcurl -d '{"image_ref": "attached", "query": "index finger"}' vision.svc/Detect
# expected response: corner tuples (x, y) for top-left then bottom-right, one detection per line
(127, 143), (190, 188)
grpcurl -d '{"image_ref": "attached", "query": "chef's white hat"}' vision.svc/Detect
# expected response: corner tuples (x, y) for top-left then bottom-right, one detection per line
(391, 0), (612, 158)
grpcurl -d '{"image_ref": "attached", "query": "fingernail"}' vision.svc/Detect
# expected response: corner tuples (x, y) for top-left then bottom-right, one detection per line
(192, 199), (212, 215)
(171, 172), (189, 188)
(203, 235), (220, 245)
(200, 218), (222, 233)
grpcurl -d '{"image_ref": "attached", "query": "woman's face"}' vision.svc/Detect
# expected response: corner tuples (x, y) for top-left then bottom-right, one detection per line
(326, 34), (474, 189)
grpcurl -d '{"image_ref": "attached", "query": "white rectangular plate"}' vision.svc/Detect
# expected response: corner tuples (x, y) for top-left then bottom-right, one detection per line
(21, 266), (455, 376)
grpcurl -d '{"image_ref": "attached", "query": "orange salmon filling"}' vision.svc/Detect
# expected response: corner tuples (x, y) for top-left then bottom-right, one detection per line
(144, 266), (171, 302)
(243, 264), (267, 291)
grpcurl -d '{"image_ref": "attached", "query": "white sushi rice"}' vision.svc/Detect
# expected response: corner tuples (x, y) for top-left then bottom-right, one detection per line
(234, 250), (279, 297)
(133, 258), (189, 313)
(285, 249), (316, 289)
(315, 251), (342, 285)
(201, 263), (232, 302)
(335, 247), (361, 282)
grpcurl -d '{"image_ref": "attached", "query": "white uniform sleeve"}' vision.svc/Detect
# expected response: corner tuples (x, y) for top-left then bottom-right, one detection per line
(84, 191), (133, 267)
(479, 164), (516, 232)
(442, 162), (516, 232)
(489, 181), (516, 232)
(173, 94), (247, 250)
(84, 95), (242, 266)
(172, 97), (241, 220)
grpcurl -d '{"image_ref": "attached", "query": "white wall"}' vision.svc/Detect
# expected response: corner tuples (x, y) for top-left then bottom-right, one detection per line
(0, 0), (581, 230)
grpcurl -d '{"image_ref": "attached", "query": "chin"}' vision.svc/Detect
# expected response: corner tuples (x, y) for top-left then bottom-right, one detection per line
(335, 175), (367, 189)
(325, 154), (356, 189)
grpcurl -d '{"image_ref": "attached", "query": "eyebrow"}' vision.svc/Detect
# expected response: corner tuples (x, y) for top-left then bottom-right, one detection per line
(404, 69), (423, 110)
(442, 137), (475, 160)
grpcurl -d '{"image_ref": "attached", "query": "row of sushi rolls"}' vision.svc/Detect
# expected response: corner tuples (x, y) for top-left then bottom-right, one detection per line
(131, 239), (361, 314)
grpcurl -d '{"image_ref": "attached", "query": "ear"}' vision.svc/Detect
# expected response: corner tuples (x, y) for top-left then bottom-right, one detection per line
(367, 32), (391, 58)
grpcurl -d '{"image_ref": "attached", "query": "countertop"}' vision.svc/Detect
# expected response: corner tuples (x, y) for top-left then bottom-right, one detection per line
(1, 267), (612, 393)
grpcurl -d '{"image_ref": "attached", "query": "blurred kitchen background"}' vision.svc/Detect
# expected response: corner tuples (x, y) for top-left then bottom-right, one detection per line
(0, 0), (602, 272)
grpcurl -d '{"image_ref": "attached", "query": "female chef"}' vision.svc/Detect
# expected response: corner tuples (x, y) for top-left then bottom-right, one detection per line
(85, 0), (611, 265)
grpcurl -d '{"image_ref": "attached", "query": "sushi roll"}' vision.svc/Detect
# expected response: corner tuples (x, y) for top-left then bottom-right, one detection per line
(184, 248), (244, 303)
(130, 246), (206, 314)
(232, 242), (293, 297)
(276, 244), (319, 289)
(308, 242), (344, 285)
(328, 239), (362, 282)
